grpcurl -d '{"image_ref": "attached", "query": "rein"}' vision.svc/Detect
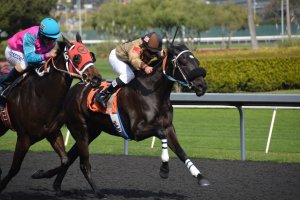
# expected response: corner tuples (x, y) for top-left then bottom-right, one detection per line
(162, 50), (192, 88)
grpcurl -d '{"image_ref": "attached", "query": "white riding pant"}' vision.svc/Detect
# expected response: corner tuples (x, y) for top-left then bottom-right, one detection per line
(109, 49), (135, 84)
(5, 46), (27, 71)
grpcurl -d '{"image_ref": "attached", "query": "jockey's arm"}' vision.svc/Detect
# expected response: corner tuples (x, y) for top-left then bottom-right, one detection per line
(128, 46), (144, 70)
(23, 33), (48, 64)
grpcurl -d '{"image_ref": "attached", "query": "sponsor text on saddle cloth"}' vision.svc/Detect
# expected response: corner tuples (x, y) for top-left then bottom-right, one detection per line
(87, 82), (130, 139)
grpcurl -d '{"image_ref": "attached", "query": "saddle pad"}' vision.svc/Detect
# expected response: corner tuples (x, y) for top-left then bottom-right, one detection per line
(87, 82), (129, 139)
(87, 82), (121, 114)
(87, 81), (112, 114)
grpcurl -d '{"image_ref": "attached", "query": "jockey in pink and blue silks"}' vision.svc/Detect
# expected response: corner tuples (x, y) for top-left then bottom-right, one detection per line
(0, 17), (61, 99)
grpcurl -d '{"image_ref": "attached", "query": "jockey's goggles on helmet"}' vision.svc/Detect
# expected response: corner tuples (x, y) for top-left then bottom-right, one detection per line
(42, 35), (56, 41)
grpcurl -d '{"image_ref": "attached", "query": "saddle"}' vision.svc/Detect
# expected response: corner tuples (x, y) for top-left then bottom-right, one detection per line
(87, 81), (130, 139)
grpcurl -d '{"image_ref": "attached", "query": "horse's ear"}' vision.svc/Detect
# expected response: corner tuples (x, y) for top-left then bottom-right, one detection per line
(62, 35), (73, 48)
(76, 32), (82, 43)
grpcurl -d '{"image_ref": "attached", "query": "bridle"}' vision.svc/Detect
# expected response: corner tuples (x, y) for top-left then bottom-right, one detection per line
(162, 49), (194, 88)
(42, 42), (95, 82)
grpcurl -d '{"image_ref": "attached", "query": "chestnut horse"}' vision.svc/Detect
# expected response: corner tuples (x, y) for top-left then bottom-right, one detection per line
(0, 34), (101, 193)
(33, 43), (209, 198)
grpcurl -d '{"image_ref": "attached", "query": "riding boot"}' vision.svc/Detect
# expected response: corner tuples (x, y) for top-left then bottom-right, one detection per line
(95, 78), (125, 108)
(0, 68), (22, 99)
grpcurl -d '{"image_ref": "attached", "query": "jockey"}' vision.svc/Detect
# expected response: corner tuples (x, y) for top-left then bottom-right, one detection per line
(95, 32), (164, 107)
(0, 17), (61, 99)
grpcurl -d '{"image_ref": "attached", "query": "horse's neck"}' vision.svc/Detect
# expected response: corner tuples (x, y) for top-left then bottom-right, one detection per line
(130, 68), (173, 99)
(28, 63), (72, 96)
(49, 57), (73, 89)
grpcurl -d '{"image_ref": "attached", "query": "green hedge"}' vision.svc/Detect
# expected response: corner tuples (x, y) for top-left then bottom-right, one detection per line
(196, 48), (300, 92)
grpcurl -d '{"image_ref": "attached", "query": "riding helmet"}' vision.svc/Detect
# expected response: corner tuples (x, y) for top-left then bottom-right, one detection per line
(142, 32), (162, 53)
(39, 18), (61, 39)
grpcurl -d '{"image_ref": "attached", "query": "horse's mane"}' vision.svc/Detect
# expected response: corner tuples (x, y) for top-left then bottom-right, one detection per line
(56, 41), (67, 56)
(168, 43), (188, 53)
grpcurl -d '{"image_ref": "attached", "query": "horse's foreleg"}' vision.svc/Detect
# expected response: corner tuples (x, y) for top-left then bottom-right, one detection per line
(167, 125), (210, 186)
(0, 123), (8, 137)
(0, 135), (30, 192)
(46, 130), (68, 165)
(52, 143), (80, 194)
(157, 129), (170, 179)
(0, 126), (8, 184)
(32, 130), (68, 179)
(76, 136), (105, 198)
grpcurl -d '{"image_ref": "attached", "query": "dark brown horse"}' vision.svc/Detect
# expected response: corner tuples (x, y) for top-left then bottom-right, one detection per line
(33, 43), (209, 198)
(0, 34), (101, 193)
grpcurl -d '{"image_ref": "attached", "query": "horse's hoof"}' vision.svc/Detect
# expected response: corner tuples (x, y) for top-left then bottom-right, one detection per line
(96, 190), (107, 199)
(159, 162), (169, 179)
(197, 174), (210, 186)
(61, 157), (69, 165)
(55, 189), (64, 197)
(31, 169), (45, 179)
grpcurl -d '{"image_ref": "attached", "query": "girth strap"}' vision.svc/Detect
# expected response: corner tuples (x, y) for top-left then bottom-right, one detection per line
(0, 104), (14, 130)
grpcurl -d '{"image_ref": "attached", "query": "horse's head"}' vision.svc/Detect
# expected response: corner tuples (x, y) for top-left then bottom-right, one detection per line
(165, 44), (207, 96)
(56, 33), (101, 86)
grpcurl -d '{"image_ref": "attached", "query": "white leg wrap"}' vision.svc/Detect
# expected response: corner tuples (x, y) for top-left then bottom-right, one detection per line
(161, 139), (169, 162)
(185, 159), (201, 177)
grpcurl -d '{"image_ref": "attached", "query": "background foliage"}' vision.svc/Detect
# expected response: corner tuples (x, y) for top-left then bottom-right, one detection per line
(0, 0), (57, 42)
(94, 0), (246, 43)
(197, 47), (300, 92)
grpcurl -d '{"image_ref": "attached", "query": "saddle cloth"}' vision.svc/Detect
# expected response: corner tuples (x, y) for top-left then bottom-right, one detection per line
(87, 82), (129, 139)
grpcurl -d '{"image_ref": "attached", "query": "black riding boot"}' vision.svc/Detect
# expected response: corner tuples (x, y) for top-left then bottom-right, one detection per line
(0, 68), (22, 99)
(95, 78), (125, 108)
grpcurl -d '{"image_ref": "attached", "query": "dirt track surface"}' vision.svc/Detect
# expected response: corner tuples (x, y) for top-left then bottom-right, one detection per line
(0, 151), (300, 200)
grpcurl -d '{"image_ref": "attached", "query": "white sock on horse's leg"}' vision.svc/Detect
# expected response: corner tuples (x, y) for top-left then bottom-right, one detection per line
(161, 138), (169, 162)
(185, 159), (201, 177)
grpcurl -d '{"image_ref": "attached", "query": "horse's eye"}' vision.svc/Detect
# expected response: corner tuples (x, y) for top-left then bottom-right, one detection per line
(73, 54), (82, 65)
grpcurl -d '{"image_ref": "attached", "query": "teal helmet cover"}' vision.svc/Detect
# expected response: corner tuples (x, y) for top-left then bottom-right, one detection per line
(39, 18), (61, 39)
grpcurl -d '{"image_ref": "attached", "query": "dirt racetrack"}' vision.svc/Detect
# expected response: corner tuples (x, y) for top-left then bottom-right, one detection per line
(0, 151), (300, 200)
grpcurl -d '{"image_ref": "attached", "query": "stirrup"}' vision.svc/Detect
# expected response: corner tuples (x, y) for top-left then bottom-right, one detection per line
(95, 93), (107, 108)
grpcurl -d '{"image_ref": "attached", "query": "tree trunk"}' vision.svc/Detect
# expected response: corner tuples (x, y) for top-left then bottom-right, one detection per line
(286, 0), (292, 39)
(247, 0), (259, 49)
(226, 32), (232, 49)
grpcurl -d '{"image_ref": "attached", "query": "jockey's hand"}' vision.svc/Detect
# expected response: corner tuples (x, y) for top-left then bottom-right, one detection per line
(144, 66), (153, 74)
(49, 49), (57, 58)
